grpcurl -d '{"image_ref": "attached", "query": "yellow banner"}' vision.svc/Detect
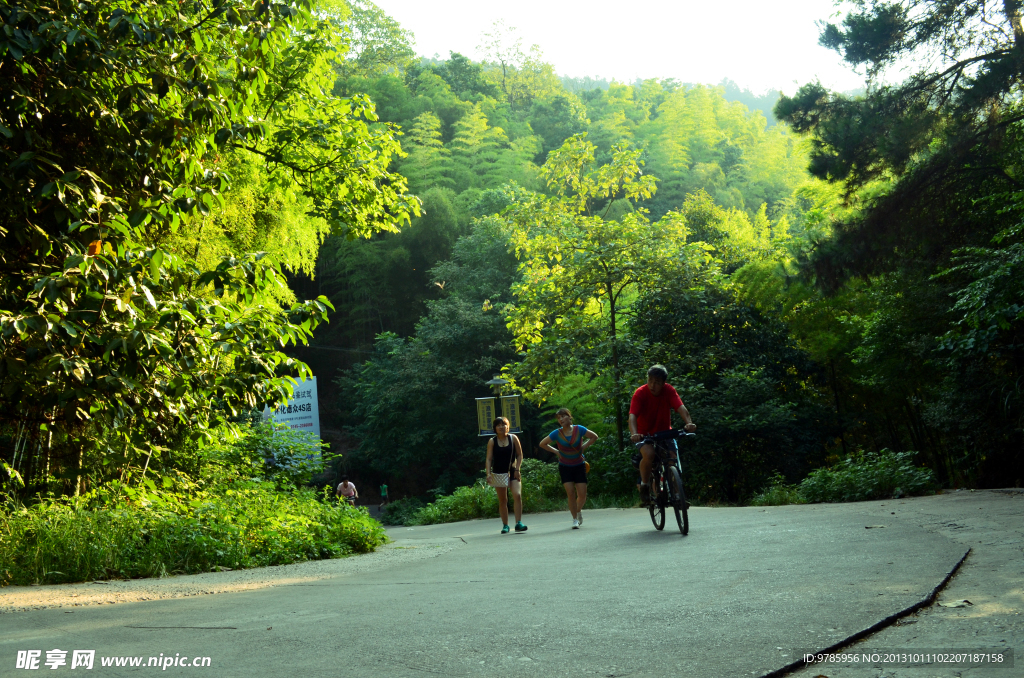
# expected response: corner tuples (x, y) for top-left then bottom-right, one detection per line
(501, 395), (522, 433)
(475, 398), (495, 436)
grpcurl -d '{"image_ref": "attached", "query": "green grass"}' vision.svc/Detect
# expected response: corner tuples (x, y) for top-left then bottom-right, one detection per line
(0, 482), (387, 586)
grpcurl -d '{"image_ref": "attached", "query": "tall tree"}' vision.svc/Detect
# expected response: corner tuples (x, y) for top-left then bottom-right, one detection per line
(477, 21), (562, 111)
(504, 134), (708, 447)
(335, 0), (416, 80)
(399, 112), (453, 193)
(775, 0), (1024, 288)
(0, 0), (415, 495)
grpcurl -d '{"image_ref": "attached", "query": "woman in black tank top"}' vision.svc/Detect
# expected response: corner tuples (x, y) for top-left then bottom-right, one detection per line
(485, 416), (527, 534)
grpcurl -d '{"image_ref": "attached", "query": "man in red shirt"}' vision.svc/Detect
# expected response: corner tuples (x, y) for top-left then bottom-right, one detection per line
(628, 364), (696, 506)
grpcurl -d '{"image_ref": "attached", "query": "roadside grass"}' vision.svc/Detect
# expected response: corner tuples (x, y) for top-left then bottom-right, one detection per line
(0, 422), (391, 587)
(0, 483), (386, 586)
(751, 450), (938, 506)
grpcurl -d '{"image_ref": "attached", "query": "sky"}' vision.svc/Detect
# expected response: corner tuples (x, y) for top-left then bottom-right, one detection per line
(371, 0), (865, 95)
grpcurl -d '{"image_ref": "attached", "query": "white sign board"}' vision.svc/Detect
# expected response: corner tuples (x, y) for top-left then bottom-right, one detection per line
(263, 376), (320, 438)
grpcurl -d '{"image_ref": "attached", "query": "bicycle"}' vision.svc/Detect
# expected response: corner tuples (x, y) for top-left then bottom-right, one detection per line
(634, 429), (694, 535)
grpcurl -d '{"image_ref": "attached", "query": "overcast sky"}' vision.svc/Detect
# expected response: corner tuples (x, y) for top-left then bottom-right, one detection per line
(371, 0), (864, 95)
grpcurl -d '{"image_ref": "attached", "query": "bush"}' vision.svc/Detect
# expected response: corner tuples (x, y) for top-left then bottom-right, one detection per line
(379, 497), (425, 526)
(205, 422), (331, 490)
(798, 450), (937, 503)
(410, 481), (498, 525)
(400, 458), (640, 526)
(0, 482), (387, 587)
(750, 473), (807, 506)
(519, 458), (564, 501)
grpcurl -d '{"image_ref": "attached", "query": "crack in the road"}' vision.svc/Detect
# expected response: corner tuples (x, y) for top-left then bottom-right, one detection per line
(759, 547), (972, 678)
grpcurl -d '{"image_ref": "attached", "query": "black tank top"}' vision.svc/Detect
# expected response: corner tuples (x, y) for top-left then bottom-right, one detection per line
(492, 436), (515, 473)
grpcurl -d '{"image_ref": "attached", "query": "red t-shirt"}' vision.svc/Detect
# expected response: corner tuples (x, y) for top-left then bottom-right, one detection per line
(629, 383), (683, 435)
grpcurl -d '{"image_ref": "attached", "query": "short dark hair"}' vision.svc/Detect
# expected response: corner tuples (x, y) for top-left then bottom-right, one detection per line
(492, 416), (509, 430)
(647, 364), (668, 382)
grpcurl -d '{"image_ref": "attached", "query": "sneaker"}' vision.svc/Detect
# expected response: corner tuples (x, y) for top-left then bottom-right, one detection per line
(572, 518), (580, 529)
(639, 483), (651, 506)
(501, 524), (510, 534)
(576, 510), (583, 526)
(514, 522), (528, 532)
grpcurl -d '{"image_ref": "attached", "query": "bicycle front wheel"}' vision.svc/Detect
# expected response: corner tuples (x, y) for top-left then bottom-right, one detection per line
(668, 466), (688, 535)
(649, 472), (666, 531)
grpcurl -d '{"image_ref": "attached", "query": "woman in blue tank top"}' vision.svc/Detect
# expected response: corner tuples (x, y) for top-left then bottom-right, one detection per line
(539, 408), (599, 529)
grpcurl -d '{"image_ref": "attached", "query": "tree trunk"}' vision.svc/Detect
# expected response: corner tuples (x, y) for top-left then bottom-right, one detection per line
(830, 360), (848, 457)
(609, 286), (624, 450)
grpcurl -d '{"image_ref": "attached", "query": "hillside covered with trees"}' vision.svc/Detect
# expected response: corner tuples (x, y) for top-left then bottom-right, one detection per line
(1, 0), (1022, 582)
(295, 2), (1022, 503)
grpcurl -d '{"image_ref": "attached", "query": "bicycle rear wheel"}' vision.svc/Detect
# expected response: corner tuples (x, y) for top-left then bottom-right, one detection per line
(649, 471), (666, 530)
(668, 466), (688, 535)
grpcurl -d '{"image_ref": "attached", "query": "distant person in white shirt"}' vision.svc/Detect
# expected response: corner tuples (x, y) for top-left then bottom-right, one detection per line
(336, 477), (358, 505)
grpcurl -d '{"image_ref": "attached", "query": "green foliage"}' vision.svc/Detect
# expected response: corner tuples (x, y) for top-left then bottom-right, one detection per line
(337, 0), (416, 79)
(165, 156), (333, 291)
(504, 134), (710, 444)
(798, 450), (937, 503)
(775, 0), (1024, 288)
(750, 473), (806, 506)
(631, 281), (837, 503)
(336, 217), (520, 496)
(0, 421), (387, 585)
(539, 374), (613, 438)
(940, 208), (1024, 359)
(477, 21), (563, 111)
(518, 458), (564, 502)
(206, 422), (330, 490)
(0, 0), (418, 497)
(315, 5), (1024, 505)
(379, 496), (425, 526)
(0, 485), (385, 586)
(317, 45), (811, 366)
(408, 481), (498, 525)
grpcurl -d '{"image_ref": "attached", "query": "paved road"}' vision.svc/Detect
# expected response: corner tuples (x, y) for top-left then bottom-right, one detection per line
(2, 499), (984, 677)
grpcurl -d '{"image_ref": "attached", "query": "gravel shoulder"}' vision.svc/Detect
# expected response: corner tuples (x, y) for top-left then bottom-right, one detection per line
(0, 539), (464, 614)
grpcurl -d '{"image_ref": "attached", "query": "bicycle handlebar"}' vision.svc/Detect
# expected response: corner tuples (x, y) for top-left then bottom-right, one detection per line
(634, 429), (696, 446)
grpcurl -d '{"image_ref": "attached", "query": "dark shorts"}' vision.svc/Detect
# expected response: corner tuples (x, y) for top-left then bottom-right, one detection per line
(559, 463), (587, 485)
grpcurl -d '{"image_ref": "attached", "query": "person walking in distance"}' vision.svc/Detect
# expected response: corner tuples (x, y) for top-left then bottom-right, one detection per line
(485, 417), (527, 534)
(379, 482), (389, 506)
(629, 365), (696, 506)
(336, 476), (358, 505)
(539, 408), (598, 529)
